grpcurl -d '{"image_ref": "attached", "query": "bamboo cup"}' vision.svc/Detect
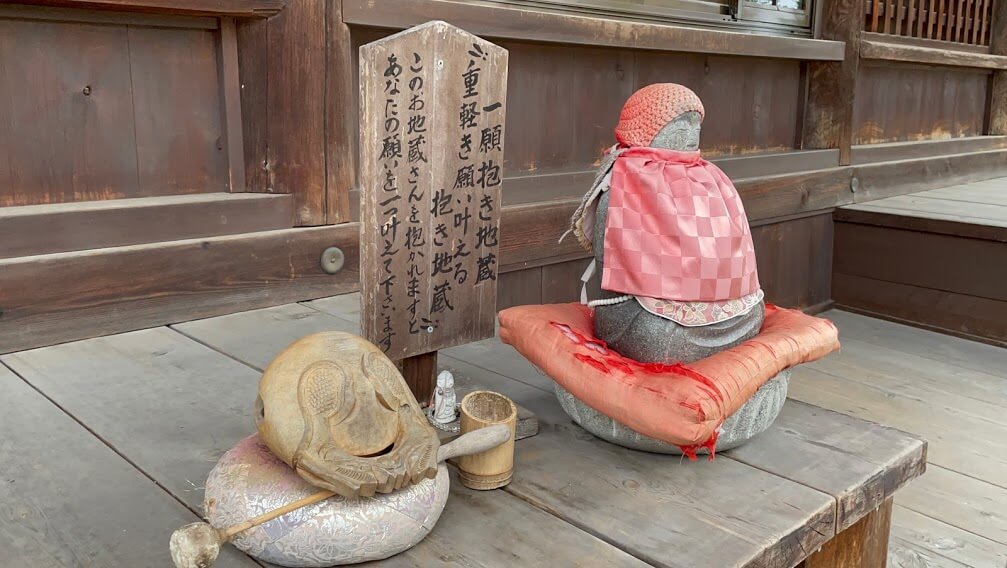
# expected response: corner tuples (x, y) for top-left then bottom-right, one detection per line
(457, 391), (516, 490)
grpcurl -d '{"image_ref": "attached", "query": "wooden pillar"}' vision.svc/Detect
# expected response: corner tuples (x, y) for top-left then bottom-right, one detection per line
(986, 0), (1007, 134)
(325, 0), (355, 224)
(236, 0), (327, 225)
(803, 0), (866, 165)
(799, 497), (893, 568)
(400, 351), (438, 404)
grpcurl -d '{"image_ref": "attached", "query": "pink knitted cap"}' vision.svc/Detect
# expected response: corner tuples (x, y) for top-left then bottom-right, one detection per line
(614, 84), (705, 148)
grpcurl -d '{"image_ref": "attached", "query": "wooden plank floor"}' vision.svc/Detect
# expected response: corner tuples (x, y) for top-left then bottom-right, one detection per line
(0, 294), (998, 566)
(842, 177), (1007, 232)
(793, 310), (1007, 567)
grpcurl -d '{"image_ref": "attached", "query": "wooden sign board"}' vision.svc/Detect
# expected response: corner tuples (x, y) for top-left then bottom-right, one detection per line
(359, 21), (508, 361)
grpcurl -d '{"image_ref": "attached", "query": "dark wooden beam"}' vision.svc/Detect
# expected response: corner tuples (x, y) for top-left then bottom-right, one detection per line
(502, 150), (842, 208)
(802, 0), (866, 166)
(736, 167), (854, 220)
(0, 3), (217, 27)
(500, 200), (589, 272)
(851, 135), (1007, 164)
(860, 37), (1007, 69)
(0, 224), (359, 354)
(0, 193), (294, 259)
(499, 148), (1007, 270)
(857, 31), (991, 53)
(9, 0), (284, 18)
(852, 148), (1007, 201)
(341, 0), (845, 61)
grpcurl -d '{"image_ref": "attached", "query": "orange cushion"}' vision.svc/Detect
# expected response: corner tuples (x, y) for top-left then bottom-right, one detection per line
(498, 303), (839, 448)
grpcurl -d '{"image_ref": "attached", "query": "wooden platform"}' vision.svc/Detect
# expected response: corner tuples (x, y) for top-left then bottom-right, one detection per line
(834, 176), (1007, 346)
(4, 295), (1000, 567)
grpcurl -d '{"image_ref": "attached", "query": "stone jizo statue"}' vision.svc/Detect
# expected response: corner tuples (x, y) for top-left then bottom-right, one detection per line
(431, 370), (458, 425)
(564, 83), (789, 454)
(571, 82), (765, 364)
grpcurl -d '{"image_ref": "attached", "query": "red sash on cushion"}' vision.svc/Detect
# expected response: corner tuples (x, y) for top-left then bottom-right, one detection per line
(601, 147), (760, 302)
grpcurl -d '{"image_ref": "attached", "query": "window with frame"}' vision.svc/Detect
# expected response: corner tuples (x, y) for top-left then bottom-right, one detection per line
(487, 0), (816, 36)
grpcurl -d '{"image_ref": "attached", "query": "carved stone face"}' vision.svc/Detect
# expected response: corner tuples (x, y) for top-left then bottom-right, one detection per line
(256, 332), (440, 498)
(650, 111), (702, 151)
(437, 370), (454, 389)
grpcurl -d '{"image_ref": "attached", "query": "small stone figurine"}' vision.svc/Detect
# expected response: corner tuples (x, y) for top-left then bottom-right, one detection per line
(430, 370), (458, 426)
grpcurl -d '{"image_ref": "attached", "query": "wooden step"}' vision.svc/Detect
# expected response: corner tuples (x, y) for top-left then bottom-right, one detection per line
(0, 192), (294, 259)
(851, 135), (1007, 165)
(833, 177), (1007, 346)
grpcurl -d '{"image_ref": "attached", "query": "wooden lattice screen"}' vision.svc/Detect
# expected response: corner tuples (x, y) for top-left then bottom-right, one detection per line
(865, 0), (994, 45)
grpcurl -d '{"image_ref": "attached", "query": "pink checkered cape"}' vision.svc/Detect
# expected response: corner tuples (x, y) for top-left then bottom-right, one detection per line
(601, 147), (760, 302)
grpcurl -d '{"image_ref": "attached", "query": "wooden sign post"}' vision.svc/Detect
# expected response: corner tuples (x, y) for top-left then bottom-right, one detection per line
(359, 21), (508, 401)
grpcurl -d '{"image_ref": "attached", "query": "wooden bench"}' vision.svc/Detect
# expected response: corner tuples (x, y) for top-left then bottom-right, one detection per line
(0, 300), (926, 567)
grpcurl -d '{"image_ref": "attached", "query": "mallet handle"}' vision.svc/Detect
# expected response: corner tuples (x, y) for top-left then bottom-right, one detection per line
(437, 424), (511, 462)
(221, 490), (335, 539)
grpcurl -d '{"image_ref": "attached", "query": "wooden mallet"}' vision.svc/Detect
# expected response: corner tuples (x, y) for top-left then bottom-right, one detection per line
(169, 424), (511, 568)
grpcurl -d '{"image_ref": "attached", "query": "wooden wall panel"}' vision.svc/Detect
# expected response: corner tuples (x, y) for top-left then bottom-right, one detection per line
(350, 27), (802, 180)
(751, 213), (834, 310)
(634, 52), (801, 156)
(497, 268), (544, 310)
(0, 15), (228, 207)
(128, 26), (228, 194)
(541, 258), (592, 304)
(853, 61), (990, 144)
(504, 42), (579, 174)
(0, 19), (139, 206)
(570, 47), (636, 170)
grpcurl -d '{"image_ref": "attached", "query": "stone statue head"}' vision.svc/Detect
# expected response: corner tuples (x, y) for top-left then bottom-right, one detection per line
(255, 332), (439, 497)
(437, 370), (454, 389)
(650, 110), (702, 151)
(614, 83), (704, 150)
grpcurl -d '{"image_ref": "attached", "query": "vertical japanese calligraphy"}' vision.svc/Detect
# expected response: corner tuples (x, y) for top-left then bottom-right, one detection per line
(360, 21), (508, 360)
